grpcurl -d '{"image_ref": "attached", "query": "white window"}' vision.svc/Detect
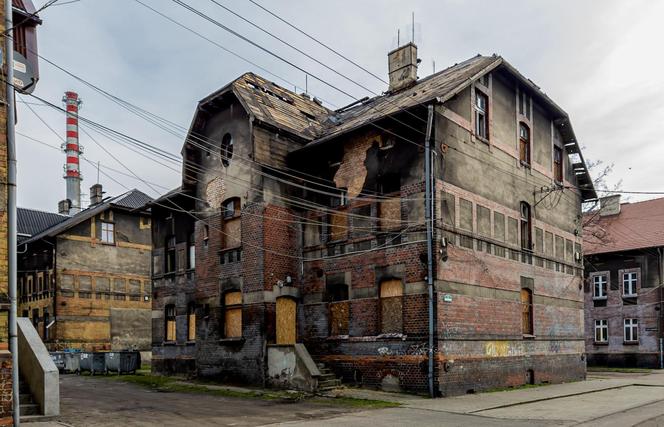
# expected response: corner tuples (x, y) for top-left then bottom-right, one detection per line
(188, 243), (195, 269)
(594, 319), (608, 343)
(593, 275), (607, 299)
(475, 91), (488, 140)
(624, 318), (638, 342)
(623, 272), (638, 296)
(101, 222), (115, 244)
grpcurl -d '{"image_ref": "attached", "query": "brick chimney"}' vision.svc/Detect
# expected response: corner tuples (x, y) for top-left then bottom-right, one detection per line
(599, 194), (621, 217)
(58, 199), (71, 215)
(90, 184), (104, 206)
(388, 42), (418, 92)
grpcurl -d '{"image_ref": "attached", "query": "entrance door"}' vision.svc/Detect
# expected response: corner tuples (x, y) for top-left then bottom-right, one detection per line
(276, 297), (296, 344)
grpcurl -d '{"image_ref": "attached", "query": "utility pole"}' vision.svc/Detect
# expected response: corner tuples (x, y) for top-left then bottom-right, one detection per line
(4, 0), (20, 424)
(425, 104), (435, 398)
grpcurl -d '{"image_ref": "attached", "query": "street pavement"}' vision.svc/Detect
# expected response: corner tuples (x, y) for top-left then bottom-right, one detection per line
(24, 370), (664, 426)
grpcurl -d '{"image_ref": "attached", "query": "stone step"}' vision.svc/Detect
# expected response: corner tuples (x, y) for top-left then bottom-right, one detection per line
(319, 373), (336, 381)
(318, 379), (341, 389)
(19, 393), (33, 403)
(20, 403), (40, 417)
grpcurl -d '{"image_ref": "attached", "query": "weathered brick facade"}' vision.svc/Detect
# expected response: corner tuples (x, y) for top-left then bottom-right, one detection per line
(152, 51), (594, 396)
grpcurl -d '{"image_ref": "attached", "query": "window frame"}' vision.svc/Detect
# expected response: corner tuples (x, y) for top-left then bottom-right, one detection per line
(165, 235), (176, 274)
(553, 145), (564, 183)
(379, 279), (404, 335)
(223, 291), (243, 339)
(520, 202), (532, 252)
(594, 319), (608, 343)
(221, 133), (233, 167)
(521, 288), (534, 336)
(519, 122), (531, 166)
(622, 270), (638, 297)
(100, 221), (115, 245)
(624, 318), (638, 343)
(592, 274), (608, 300)
(187, 302), (196, 342)
(165, 304), (176, 342)
(474, 89), (489, 141)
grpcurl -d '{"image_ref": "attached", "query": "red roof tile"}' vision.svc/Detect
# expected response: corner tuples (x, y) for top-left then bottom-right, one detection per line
(584, 197), (664, 255)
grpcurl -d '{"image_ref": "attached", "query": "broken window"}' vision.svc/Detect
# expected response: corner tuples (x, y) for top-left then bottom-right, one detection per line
(519, 123), (530, 166)
(593, 275), (607, 299)
(474, 90), (489, 140)
(330, 188), (348, 208)
(187, 302), (196, 341)
(165, 235), (176, 273)
(520, 202), (532, 251)
(221, 133), (233, 167)
(223, 291), (242, 338)
(222, 198), (238, 219)
(595, 319), (608, 343)
(377, 173), (401, 195)
(203, 224), (209, 248)
(380, 279), (403, 334)
(553, 146), (563, 183)
(165, 305), (176, 342)
(622, 270), (638, 297)
(521, 288), (533, 336)
(221, 198), (241, 249)
(624, 318), (638, 342)
(329, 211), (348, 242)
(101, 221), (115, 244)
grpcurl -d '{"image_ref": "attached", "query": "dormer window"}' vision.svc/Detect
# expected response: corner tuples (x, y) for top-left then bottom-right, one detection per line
(474, 90), (489, 140)
(221, 133), (233, 167)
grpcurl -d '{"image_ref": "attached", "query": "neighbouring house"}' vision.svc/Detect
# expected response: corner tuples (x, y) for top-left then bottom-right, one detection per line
(584, 195), (664, 368)
(151, 43), (596, 396)
(17, 186), (153, 351)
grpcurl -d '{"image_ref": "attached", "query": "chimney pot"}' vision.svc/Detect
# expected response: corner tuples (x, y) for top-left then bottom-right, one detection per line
(58, 199), (71, 215)
(388, 42), (418, 92)
(90, 184), (104, 206)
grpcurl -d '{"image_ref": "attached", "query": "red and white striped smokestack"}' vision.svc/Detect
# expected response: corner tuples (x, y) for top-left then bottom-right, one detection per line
(62, 91), (82, 214)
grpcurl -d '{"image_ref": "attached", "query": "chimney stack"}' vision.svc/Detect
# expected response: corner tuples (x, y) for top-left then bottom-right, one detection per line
(58, 199), (71, 215)
(388, 42), (418, 92)
(599, 194), (621, 217)
(62, 91), (83, 215)
(90, 183), (104, 206)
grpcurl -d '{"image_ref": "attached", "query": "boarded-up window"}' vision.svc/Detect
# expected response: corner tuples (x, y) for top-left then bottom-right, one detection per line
(521, 288), (533, 335)
(534, 228), (544, 254)
(224, 291), (242, 338)
(545, 231), (554, 256)
(326, 277), (349, 336)
(477, 205), (491, 237)
(165, 305), (176, 342)
(555, 235), (565, 260)
(493, 212), (505, 241)
(276, 297), (296, 344)
(507, 217), (519, 246)
(96, 277), (110, 293)
(566, 239), (574, 263)
(380, 279), (403, 334)
(129, 279), (141, 295)
(79, 276), (92, 291)
(441, 192), (455, 227)
(459, 199), (473, 231)
(113, 278), (126, 293)
(223, 218), (241, 249)
(379, 198), (401, 231)
(329, 211), (347, 241)
(187, 303), (196, 341)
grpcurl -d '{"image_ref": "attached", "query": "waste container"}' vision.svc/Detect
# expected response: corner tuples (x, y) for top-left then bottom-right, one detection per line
(104, 351), (141, 375)
(50, 352), (65, 372)
(63, 352), (80, 374)
(79, 352), (106, 375)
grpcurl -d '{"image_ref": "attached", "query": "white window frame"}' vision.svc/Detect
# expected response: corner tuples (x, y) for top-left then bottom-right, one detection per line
(624, 318), (638, 342)
(622, 271), (638, 297)
(594, 319), (608, 343)
(593, 274), (607, 299)
(474, 90), (488, 140)
(188, 243), (195, 270)
(100, 221), (115, 244)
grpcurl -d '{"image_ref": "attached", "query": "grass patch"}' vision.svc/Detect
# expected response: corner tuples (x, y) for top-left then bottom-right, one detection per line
(311, 396), (399, 409)
(587, 366), (652, 373)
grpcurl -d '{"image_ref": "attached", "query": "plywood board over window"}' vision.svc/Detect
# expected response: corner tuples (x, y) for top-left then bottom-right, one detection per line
(380, 279), (403, 334)
(329, 211), (348, 241)
(379, 198), (401, 231)
(224, 291), (242, 338)
(276, 297), (296, 344)
(329, 301), (349, 336)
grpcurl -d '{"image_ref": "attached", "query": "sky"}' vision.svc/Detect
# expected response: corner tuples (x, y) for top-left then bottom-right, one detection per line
(15, 0), (664, 211)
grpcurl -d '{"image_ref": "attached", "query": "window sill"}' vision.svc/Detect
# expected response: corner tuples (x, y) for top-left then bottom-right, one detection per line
(185, 340), (196, 346)
(623, 341), (639, 346)
(476, 135), (490, 145)
(101, 242), (116, 246)
(163, 341), (177, 346)
(623, 294), (638, 298)
(219, 337), (244, 344)
(593, 341), (609, 346)
(592, 296), (608, 301)
(522, 334), (536, 340)
(520, 160), (531, 169)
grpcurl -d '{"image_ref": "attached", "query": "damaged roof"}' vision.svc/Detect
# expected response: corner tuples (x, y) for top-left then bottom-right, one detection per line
(584, 197), (664, 255)
(21, 189), (152, 246)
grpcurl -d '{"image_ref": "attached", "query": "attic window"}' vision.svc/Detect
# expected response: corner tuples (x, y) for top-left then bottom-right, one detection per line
(221, 133), (233, 167)
(474, 90), (489, 140)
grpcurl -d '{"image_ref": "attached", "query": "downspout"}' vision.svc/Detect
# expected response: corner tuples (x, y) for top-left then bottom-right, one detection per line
(425, 104), (436, 398)
(659, 247), (663, 369)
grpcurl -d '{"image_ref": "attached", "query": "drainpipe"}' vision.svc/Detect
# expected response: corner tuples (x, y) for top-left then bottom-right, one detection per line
(4, 1), (20, 423)
(425, 104), (436, 398)
(659, 247), (663, 369)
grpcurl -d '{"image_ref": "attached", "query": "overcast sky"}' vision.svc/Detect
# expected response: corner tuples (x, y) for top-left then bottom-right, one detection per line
(15, 0), (664, 211)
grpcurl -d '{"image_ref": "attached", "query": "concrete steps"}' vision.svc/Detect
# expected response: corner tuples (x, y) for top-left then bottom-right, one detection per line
(316, 363), (342, 392)
(19, 378), (42, 418)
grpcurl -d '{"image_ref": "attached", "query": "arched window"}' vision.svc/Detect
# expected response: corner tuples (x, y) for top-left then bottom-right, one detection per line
(519, 123), (530, 165)
(221, 133), (233, 167)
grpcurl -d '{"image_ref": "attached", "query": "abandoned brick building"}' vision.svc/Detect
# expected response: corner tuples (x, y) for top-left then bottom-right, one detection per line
(17, 186), (153, 351)
(584, 195), (664, 368)
(151, 43), (596, 395)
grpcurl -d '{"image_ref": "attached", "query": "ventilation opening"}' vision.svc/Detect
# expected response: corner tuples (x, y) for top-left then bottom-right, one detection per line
(526, 369), (535, 385)
(466, 389), (475, 394)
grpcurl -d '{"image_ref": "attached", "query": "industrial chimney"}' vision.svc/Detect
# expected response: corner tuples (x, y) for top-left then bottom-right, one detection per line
(89, 183), (103, 206)
(387, 42), (418, 92)
(62, 91), (82, 215)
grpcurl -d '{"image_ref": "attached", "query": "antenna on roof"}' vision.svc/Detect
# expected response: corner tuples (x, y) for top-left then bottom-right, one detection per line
(397, 29), (400, 47)
(432, 59), (436, 74)
(96, 161), (100, 184)
(412, 12), (415, 43)
(305, 74), (308, 95)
